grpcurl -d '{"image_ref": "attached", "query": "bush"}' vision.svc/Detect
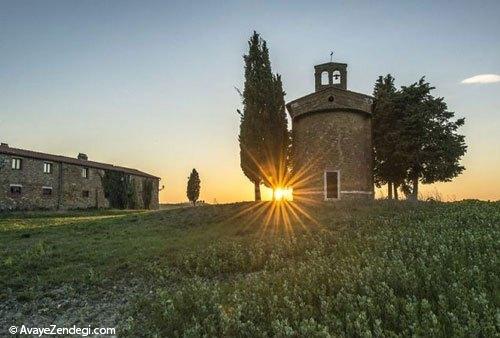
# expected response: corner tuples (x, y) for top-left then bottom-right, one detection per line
(101, 170), (138, 209)
(142, 179), (153, 210)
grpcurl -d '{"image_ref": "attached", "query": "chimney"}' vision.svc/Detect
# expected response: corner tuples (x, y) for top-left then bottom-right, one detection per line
(0, 143), (8, 147)
(77, 153), (88, 160)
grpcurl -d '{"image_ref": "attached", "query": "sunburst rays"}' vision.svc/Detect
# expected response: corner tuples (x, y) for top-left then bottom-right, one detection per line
(234, 136), (331, 235)
(226, 199), (322, 239)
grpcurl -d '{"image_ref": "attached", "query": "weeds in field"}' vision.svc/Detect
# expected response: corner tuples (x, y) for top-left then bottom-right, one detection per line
(1, 201), (498, 336)
(122, 201), (500, 337)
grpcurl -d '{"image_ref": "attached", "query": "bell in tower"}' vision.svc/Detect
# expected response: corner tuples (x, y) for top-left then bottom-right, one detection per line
(314, 62), (347, 92)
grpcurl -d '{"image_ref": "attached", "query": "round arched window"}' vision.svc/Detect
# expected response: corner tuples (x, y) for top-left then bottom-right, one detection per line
(321, 71), (329, 85)
(332, 70), (341, 84)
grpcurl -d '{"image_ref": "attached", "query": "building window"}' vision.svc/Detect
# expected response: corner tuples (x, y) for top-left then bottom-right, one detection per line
(42, 187), (53, 196)
(332, 70), (341, 84)
(43, 162), (52, 174)
(10, 184), (22, 196)
(12, 158), (22, 170)
(82, 167), (89, 178)
(82, 190), (90, 198)
(324, 170), (340, 200)
(321, 71), (329, 85)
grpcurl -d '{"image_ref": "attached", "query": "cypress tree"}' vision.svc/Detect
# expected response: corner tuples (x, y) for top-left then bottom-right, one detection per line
(238, 31), (289, 201)
(187, 168), (201, 206)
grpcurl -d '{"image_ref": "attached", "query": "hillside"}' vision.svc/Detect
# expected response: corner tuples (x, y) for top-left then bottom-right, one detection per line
(0, 201), (498, 336)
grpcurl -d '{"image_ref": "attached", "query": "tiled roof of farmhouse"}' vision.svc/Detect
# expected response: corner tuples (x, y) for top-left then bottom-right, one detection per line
(0, 144), (159, 179)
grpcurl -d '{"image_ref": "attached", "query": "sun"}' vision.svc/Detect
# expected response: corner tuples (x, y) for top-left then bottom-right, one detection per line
(273, 187), (293, 201)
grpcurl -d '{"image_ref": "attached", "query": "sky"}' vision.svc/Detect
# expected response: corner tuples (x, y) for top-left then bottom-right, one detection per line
(1, 0), (499, 203)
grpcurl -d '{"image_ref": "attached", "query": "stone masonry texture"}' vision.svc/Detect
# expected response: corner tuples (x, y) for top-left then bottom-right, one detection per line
(286, 62), (374, 201)
(0, 145), (160, 211)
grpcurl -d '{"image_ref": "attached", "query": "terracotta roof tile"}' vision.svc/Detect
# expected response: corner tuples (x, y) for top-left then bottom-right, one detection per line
(0, 145), (159, 179)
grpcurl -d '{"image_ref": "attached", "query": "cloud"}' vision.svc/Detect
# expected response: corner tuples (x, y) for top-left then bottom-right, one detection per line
(461, 74), (500, 84)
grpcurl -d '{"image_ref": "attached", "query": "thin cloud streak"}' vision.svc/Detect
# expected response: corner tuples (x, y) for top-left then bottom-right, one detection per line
(461, 74), (500, 84)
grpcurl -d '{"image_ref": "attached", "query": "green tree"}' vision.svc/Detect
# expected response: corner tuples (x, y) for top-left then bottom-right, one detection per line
(142, 179), (154, 209)
(101, 170), (133, 209)
(372, 74), (406, 199)
(238, 31), (289, 201)
(396, 78), (467, 200)
(372, 76), (467, 201)
(126, 180), (137, 209)
(187, 169), (201, 206)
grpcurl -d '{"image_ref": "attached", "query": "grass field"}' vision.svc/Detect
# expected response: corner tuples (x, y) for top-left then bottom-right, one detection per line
(0, 201), (498, 336)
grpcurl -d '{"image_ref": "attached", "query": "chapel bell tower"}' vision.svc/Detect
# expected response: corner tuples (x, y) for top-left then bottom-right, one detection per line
(314, 62), (347, 91)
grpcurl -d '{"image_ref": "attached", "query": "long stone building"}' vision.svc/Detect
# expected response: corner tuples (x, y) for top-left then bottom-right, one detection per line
(0, 143), (160, 211)
(286, 61), (374, 201)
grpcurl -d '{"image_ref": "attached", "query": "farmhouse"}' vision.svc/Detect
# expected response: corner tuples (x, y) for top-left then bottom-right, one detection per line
(286, 61), (374, 201)
(0, 143), (160, 210)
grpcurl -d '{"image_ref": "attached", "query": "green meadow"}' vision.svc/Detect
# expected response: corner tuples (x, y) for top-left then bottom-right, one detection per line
(1, 201), (498, 336)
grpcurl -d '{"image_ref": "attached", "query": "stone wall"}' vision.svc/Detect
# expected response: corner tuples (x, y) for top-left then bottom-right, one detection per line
(59, 163), (110, 210)
(0, 154), (61, 210)
(150, 178), (160, 210)
(0, 154), (159, 211)
(291, 110), (373, 201)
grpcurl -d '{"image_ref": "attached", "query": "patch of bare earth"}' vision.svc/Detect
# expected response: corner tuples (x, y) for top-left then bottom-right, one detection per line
(0, 278), (154, 333)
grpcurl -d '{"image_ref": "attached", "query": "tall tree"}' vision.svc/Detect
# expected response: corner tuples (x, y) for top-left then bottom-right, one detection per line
(186, 169), (201, 206)
(372, 76), (467, 201)
(238, 31), (289, 201)
(396, 78), (467, 200)
(263, 73), (290, 191)
(372, 74), (405, 199)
